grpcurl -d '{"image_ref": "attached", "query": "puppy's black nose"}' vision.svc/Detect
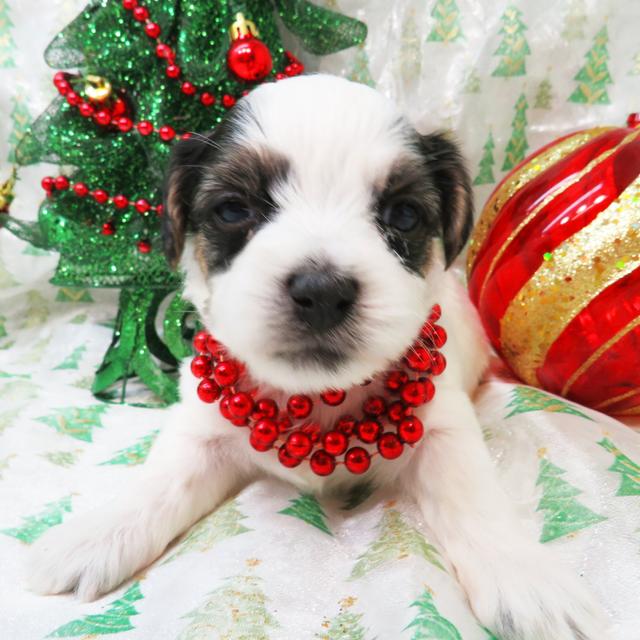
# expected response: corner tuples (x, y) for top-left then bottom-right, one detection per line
(287, 269), (359, 333)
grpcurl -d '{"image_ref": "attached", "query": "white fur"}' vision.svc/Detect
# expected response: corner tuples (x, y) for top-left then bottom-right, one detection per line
(27, 76), (610, 639)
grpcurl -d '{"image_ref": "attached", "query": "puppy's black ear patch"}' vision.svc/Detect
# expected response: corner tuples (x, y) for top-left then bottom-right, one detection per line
(417, 132), (474, 268)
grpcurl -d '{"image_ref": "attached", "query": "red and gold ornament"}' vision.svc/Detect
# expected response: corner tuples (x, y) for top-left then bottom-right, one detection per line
(190, 305), (447, 475)
(468, 114), (640, 416)
(226, 12), (273, 82)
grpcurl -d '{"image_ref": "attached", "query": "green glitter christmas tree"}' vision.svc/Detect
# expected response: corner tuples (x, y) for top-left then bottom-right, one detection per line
(569, 26), (613, 105)
(492, 5), (530, 77)
(1, 0), (366, 405)
(473, 131), (496, 186)
(426, 0), (464, 44)
(502, 93), (529, 171)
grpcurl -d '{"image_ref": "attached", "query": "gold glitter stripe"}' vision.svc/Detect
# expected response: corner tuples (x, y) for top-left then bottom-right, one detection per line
(561, 315), (640, 397)
(467, 127), (613, 275)
(477, 130), (640, 307)
(594, 389), (640, 411)
(499, 176), (640, 386)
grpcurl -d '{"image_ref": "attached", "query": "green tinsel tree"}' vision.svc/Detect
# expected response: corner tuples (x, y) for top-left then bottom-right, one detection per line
(1, 0), (366, 405)
(569, 26), (613, 105)
(492, 5), (530, 77)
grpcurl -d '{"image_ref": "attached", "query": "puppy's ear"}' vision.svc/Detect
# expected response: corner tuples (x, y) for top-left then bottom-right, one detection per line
(417, 132), (474, 268)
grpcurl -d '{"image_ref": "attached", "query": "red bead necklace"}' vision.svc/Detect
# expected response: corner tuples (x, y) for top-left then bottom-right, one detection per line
(190, 305), (447, 476)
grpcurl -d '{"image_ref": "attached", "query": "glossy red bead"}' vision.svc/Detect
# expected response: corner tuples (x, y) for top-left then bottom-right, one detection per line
(310, 450), (336, 476)
(627, 113), (640, 128)
(41, 176), (55, 192)
(401, 381), (429, 407)
(132, 5), (148, 20)
(112, 194), (129, 209)
(54, 176), (69, 190)
(387, 400), (407, 424)
(190, 354), (212, 379)
(134, 198), (151, 214)
(222, 94), (236, 108)
(94, 109), (112, 126)
(275, 72), (286, 80)
(405, 345), (432, 372)
(228, 392), (254, 418)
(206, 335), (221, 355)
(73, 182), (89, 197)
(144, 21), (161, 38)
(250, 419), (278, 450)
(155, 43), (172, 58)
(285, 431), (312, 458)
(92, 189), (109, 204)
(137, 239), (151, 254)
(111, 98), (127, 118)
(181, 81), (196, 95)
(55, 80), (70, 95)
(322, 430), (348, 456)
(219, 396), (233, 420)
(137, 120), (153, 135)
(344, 447), (371, 474)
(159, 125), (175, 141)
(278, 417), (292, 433)
(357, 420), (381, 444)
(122, 0), (137, 9)
(213, 360), (239, 387)
(423, 324), (447, 348)
(429, 303), (442, 322)
(155, 204), (164, 216)
(116, 117), (133, 132)
(252, 398), (278, 421)
(302, 422), (321, 443)
(420, 378), (435, 402)
(287, 394), (313, 419)
(377, 432), (404, 459)
(430, 351), (446, 376)
(166, 64), (181, 79)
(66, 91), (81, 106)
(78, 102), (95, 117)
(101, 221), (115, 236)
(398, 416), (424, 444)
(278, 444), (303, 468)
(200, 92), (216, 106)
(385, 370), (408, 392)
(197, 378), (220, 404)
(53, 71), (67, 84)
(193, 330), (208, 352)
(363, 395), (386, 417)
(336, 415), (357, 436)
(320, 389), (346, 406)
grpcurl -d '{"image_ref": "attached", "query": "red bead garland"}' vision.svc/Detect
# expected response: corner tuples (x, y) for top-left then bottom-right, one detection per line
(190, 306), (447, 476)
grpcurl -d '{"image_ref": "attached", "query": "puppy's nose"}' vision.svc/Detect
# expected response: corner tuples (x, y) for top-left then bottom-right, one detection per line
(287, 269), (359, 333)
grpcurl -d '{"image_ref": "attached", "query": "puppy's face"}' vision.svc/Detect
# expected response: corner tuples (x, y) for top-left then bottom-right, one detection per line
(164, 75), (472, 393)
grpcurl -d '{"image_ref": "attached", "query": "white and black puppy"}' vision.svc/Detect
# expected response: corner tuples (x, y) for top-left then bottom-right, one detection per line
(28, 75), (609, 640)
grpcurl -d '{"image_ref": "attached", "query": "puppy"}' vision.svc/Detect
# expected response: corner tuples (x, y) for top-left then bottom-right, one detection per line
(27, 75), (609, 639)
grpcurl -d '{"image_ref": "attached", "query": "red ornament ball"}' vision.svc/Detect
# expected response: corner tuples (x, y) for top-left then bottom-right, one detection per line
(73, 182), (89, 197)
(66, 91), (81, 106)
(287, 394), (313, 419)
(310, 450), (336, 476)
(228, 392), (254, 418)
(193, 330), (208, 352)
(113, 194), (129, 209)
(227, 35), (273, 82)
(132, 5), (148, 21)
(213, 360), (239, 387)
(344, 447), (371, 474)
(285, 431), (312, 458)
(122, 0), (137, 9)
(278, 444), (303, 468)
(401, 381), (429, 407)
(181, 81), (196, 96)
(320, 389), (346, 406)
(78, 102), (95, 118)
(200, 92), (216, 106)
(155, 43), (172, 59)
(101, 221), (115, 236)
(116, 117), (133, 132)
(41, 176), (55, 192)
(430, 352), (446, 376)
(398, 416), (424, 444)
(429, 304), (442, 323)
(250, 419), (278, 450)
(190, 354), (212, 379)
(405, 345), (432, 372)
(197, 378), (221, 404)
(134, 198), (151, 214)
(322, 430), (348, 456)
(377, 432), (404, 459)
(357, 420), (381, 444)
(387, 400), (407, 424)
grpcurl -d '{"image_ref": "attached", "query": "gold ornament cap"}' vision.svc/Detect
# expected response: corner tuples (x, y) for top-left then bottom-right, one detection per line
(229, 12), (259, 40)
(0, 167), (17, 213)
(84, 74), (112, 103)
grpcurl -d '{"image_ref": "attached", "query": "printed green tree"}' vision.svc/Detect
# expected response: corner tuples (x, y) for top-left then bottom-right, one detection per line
(53, 345), (87, 371)
(473, 131), (496, 186)
(534, 77), (554, 109)
(569, 26), (613, 105)
(427, 0), (464, 43)
(55, 287), (94, 303)
(349, 43), (375, 88)
(399, 9), (422, 83)
(176, 565), (277, 640)
(315, 599), (368, 640)
(0, 454), (13, 479)
(100, 429), (159, 466)
(7, 93), (30, 162)
(0, 256), (17, 288)
(164, 498), (251, 562)
(20, 290), (49, 328)
(599, 438), (640, 496)
(492, 6), (530, 77)
(562, 0), (587, 41)
(350, 508), (442, 579)
(0, 0), (16, 68)
(2, 495), (72, 544)
(502, 93), (529, 171)
(36, 404), (109, 442)
(462, 66), (480, 94)
(48, 581), (144, 637)
(42, 450), (82, 468)
(279, 492), (332, 535)
(536, 458), (606, 543)
(0, 314), (6, 340)
(505, 386), (592, 420)
(631, 52), (640, 75)
(0, 408), (21, 434)
(405, 589), (462, 640)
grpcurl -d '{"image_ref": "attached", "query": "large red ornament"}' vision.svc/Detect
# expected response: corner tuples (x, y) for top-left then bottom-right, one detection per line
(226, 12), (273, 82)
(468, 115), (640, 416)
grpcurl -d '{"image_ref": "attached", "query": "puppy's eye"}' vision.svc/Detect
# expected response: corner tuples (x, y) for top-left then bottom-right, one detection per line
(214, 201), (254, 226)
(382, 203), (420, 232)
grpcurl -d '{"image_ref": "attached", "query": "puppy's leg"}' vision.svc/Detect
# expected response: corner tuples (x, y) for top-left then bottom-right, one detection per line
(27, 419), (252, 601)
(403, 389), (610, 640)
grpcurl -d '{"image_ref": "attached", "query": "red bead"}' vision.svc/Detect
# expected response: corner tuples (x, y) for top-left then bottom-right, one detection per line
(344, 447), (371, 474)
(73, 182), (89, 197)
(287, 394), (313, 419)
(357, 420), (381, 444)
(101, 221), (115, 236)
(249, 419), (278, 451)
(278, 417), (292, 433)
(429, 304), (442, 323)
(228, 392), (254, 418)
(226, 36), (273, 82)
(421, 378), (435, 402)
(193, 330), (209, 352)
(41, 176), (55, 192)
(387, 400), (408, 424)
(627, 113), (640, 128)
(78, 102), (95, 117)
(137, 121), (153, 135)
(122, 0), (137, 9)
(166, 64), (181, 79)
(285, 431), (312, 458)
(112, 194), (129, 209)
(405, 345), (432, 372)
(430, 351), (446, 376)
(132, 5), (149, 21)
(398, 416), (424, 444)
(302, 422), (321, 443)
(275, 72), (286, 80)
(137, 239), (151, 253)
(144, 21), (161, 38)
(134, 198), (151, 214)
(53, 71), (67, 85)
(94, 110), (112, 126)
(385, 370), (408, 392)
(377, 432), (404, 459)
(219, 396), (233, 420)
(155, 43), (172, 58)
(423, 324), (447, 349)
(116, 117), (133, 132)
(336, 415), (357, 436)
(222, 94), (236, 108)
(310, 450), (336, 476)
(181, 81), (196, 95)
(197, 378), (221, 403)
(66, 91), (81, 106)
(278, 444), (303, 468)
(213, 360), (239, 387)
(363, 395), (386, 417)
(322, 430), (348, 456)
(111, 98), (127, 118)
(401, 381), (429, 407)
(159, 125), (176, 141)
(155, 204), (164, 215)
(55, 80), (70, 95)
(200, 92), (216, 106)
(206, 335), (221, 355)
(54, 176), (69, 190)
(320, 389), (346, 406)
(92, 189), (109, 204)
(252, 398), (278, 421)
(190, 354), (212, 379)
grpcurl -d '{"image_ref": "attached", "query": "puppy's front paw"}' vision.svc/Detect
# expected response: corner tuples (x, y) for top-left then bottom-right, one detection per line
(459, 545), (610, 640)
(26, 509), (156, 601)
